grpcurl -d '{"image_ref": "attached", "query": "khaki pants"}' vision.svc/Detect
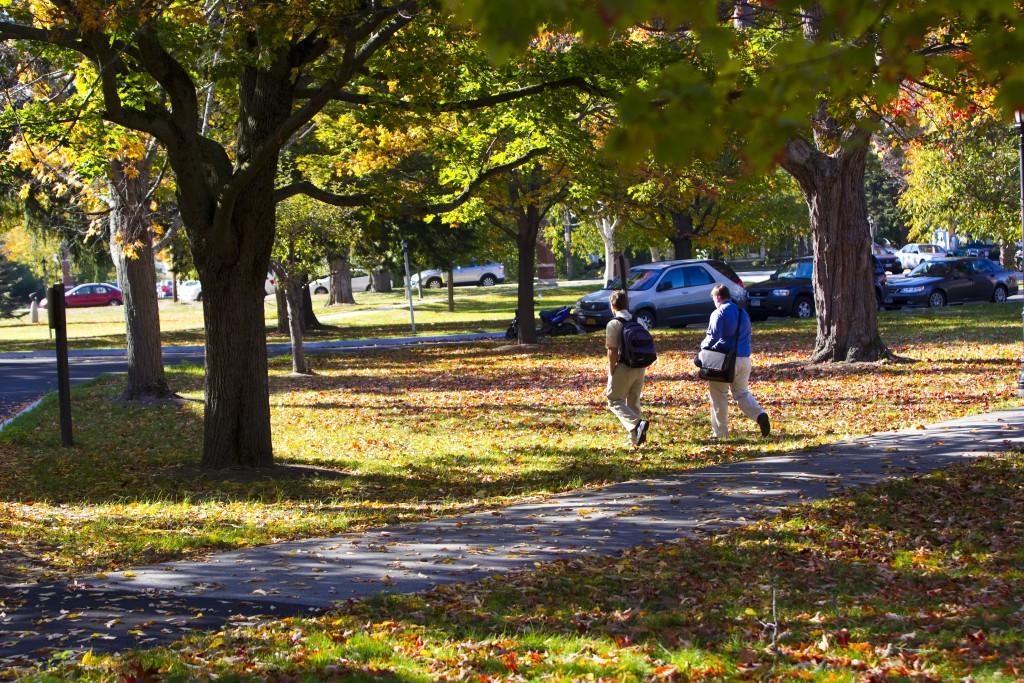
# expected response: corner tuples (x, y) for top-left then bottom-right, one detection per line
(708, 355), (763, 438)
(606, 363), (646, 439)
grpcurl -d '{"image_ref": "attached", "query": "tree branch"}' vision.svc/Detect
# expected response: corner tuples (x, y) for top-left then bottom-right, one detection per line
(317, 76), (612, 112)
(409, 146), (549, 215)
(274, 181), (372, 206)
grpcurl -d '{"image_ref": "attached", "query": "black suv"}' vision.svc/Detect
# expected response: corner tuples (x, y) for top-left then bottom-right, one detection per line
(747, 256), (886, 320)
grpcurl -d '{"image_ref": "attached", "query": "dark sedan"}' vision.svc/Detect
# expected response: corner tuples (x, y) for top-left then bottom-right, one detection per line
(884, 257), (1017, 308)
(747, 256), (886, 320)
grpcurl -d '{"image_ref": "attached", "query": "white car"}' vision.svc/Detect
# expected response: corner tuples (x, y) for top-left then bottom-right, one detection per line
(176, 280), (202, 302)
(308, 270), (371, 295)
(410, 262), (505, 288)
(177, 275), (275, 302)
(896, 243), (947, 271)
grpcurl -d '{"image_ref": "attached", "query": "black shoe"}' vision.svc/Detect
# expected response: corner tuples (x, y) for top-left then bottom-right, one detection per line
(757, 412), (771, 437)
(635, 419), (649, 446)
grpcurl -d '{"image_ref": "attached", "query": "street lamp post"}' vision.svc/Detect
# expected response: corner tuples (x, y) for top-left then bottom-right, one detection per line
(1016, 110), (1024, 397)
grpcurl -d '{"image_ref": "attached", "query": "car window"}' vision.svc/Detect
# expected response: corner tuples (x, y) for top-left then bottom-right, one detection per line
(683, 266), (714, 287)
(775, 260), (812, 280)
(74, 285), (93, 295)
(604, 269), (660, 291)
(910, 261), (949, 277)
(95, 286), (108, 294)
(657, 268), (686, 290)
(973, 259), (997, 274)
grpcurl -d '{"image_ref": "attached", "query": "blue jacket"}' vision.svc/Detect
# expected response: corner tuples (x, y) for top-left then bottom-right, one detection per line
(701, 301), (752, 357)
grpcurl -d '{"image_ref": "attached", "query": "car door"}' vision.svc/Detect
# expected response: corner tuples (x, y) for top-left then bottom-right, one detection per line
(93, 285), (112, 305)
(650, 267), (688, 323)
(452, 263), (474, 285)
(965, 260), (997, 301)
(942, 262), (975, 302)
(679, 265), (718, 322)
(74, 285), (99, 307)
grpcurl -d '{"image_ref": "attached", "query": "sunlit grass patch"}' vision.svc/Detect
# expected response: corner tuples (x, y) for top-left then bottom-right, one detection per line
(27, 453), (1024, 681)
(0, 303), (1018, 581)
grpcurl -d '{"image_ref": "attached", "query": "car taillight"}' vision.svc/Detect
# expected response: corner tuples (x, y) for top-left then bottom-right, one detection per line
(732, 276), (744, 287)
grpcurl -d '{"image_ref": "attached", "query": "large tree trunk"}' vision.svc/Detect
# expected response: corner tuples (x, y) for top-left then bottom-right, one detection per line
(190, 165), (278, 470)
(516, 206), (541, 344)
(109, 159), (173, 402)
(781, 135), (891, 362)
(371, 269), (392, 293)
(329, 254), (355, 305)
(670, 211), (695, 259)
(300, 274), (325, 330)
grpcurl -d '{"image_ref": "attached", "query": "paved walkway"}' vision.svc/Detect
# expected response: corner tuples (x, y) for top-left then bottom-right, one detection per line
(1, 408), (1022, 668)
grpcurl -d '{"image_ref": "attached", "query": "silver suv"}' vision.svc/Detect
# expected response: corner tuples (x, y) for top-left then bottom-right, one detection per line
(411, 261), (505, 288)
(575, 259), (747, 329)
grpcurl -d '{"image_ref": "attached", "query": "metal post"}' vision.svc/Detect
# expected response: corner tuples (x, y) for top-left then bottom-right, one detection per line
(47, 284), (73, 447)
(1016, 111), (1024, 397)
(402, 240), (416, 334)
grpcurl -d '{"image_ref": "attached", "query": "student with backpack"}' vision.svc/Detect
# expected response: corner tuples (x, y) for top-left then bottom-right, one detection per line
(604, 290), (656, 448)
(699, 284), (770, 440)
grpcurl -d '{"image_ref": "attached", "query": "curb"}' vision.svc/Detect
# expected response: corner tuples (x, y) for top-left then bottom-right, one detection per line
(0, 397), (44, 433)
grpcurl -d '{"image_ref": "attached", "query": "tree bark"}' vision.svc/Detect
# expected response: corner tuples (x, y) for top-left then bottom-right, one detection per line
(516, 206), (541, 344)
(109, 159), (173, 401)
(328, 253), (355, 305)
(446, 266), (455, 312)
(596, 215), (619, 284)
(670, 211), (695, 259)
(781, 135), (892, 362)
(285, 278), (309, 374)
(300, 274), (325, 330)
(371, 269), (392, 293)
(274, 286), (288, 333)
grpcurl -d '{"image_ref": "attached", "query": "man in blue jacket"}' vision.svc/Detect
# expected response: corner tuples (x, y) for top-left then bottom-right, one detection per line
(700, 284), (770, 439)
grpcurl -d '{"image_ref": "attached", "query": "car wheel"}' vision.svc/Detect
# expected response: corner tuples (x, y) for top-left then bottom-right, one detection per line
(196, 291), (203, 302)
(635, 309), (656, 329)
(109, 299), (122, 306)
(928, 290), (946, 307)
(993, 285), (1008, 303)
(314, 286), (328, 295)
(479, 274), (497, 287)
(792, 296), (814, 319)
(426, 278), (444, 289)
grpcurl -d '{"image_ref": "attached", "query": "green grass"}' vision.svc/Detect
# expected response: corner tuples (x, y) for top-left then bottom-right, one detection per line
(0, 282), (597, 352)
(23, 452), (1024, 681)
(0, 302), (1018, 584)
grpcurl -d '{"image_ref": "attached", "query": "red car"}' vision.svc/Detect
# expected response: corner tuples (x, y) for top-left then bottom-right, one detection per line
(41, 283), (123, 308)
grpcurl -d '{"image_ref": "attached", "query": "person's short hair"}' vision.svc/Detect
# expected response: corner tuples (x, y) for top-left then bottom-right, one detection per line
(711, 284), (731, 300)
(608, 290), (628, 310)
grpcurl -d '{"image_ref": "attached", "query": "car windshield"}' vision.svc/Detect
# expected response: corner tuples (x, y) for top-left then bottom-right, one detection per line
(603, 268), (660, 291)
(910, 261), (950, 277)
(774, 260), (813, 280)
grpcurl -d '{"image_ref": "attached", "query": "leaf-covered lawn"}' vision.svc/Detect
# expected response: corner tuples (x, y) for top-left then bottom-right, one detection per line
(0, 303), (1018, 584)
(24, 451), (1024, 681)
(0, 283), (592, 352)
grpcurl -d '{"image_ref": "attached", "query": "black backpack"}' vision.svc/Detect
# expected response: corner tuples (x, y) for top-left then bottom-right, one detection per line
(618, 317), (657, 368)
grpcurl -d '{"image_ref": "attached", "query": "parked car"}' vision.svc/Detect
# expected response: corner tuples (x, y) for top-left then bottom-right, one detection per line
(176, 275), (275, 302)
(309, 270), (371, 295)
(411, 261), (505, 288)
(883, 257), (1017, 308)
(177, 280), (202, 302)
(896, 243), (947, 271)
(574, 259), (746, 330)
(40, 282), (123, 308)
(746, 256), (886, 320)
(950, 242), (1000, 261)
(872, 242), (902, 273)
